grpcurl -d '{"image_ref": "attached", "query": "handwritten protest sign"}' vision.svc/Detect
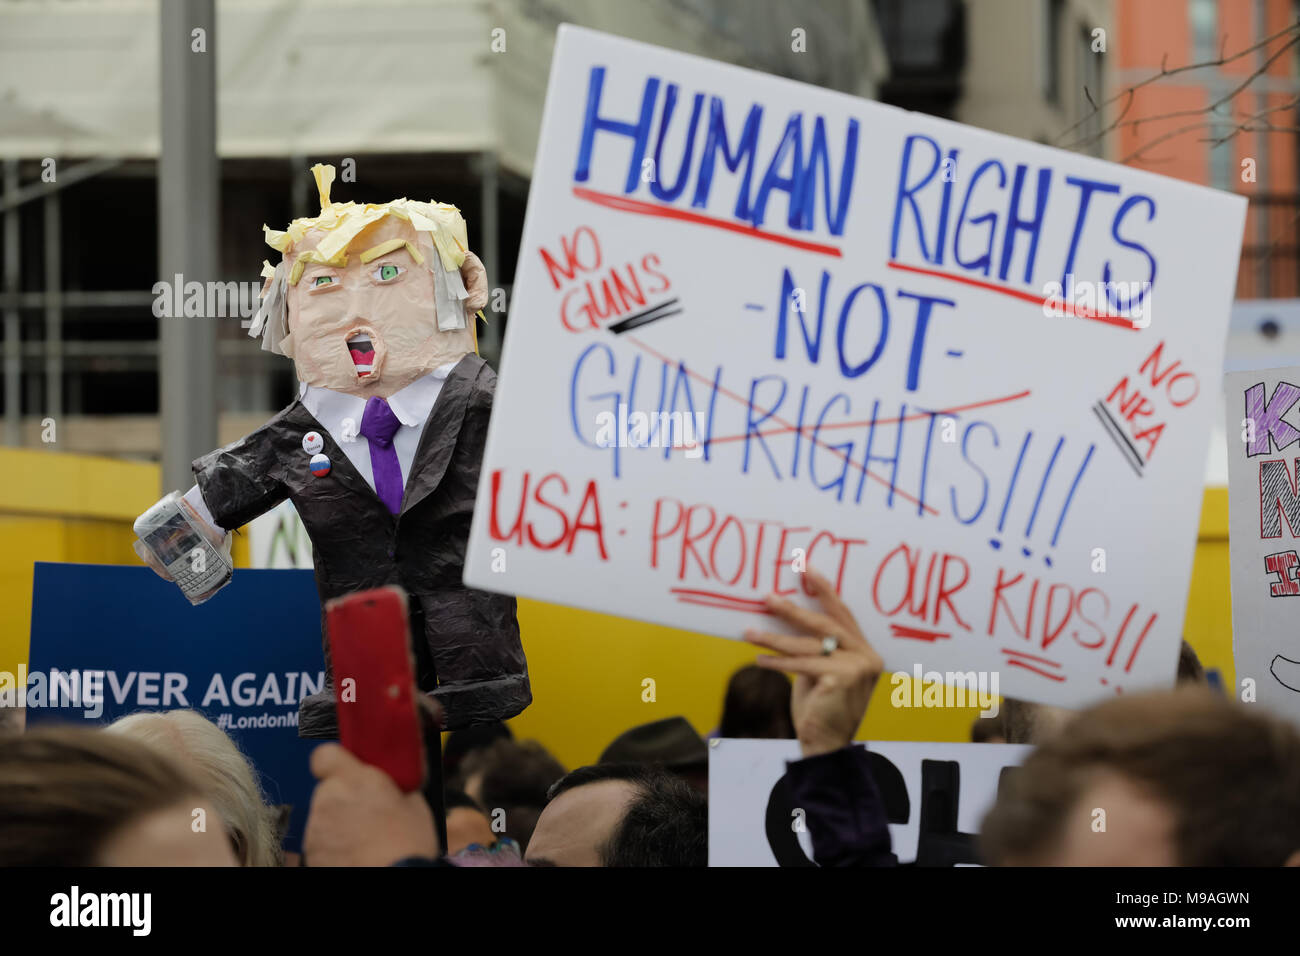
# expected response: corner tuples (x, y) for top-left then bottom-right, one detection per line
(465, 26), (1247, 708)
(1225, 366), (1300, 722)
(707, 738), (1030, 866)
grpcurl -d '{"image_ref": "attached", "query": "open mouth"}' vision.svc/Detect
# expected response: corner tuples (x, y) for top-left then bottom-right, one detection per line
(347, 332), (375, 377)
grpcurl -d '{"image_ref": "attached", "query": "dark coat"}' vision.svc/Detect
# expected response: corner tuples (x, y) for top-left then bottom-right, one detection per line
(785, 745), (898, 867)
(192, 353), (530, 737)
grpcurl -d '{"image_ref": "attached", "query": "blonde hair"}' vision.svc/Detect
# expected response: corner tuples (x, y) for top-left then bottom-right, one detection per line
(106, 709), (283, 866)
(249, 163), (479, 355)
(265, 163), (469, 275)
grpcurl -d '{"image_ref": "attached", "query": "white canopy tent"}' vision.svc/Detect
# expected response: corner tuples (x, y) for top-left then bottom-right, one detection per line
(0, 0), (885, 172)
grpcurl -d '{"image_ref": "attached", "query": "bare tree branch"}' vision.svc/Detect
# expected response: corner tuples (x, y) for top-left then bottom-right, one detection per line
(1055, 18), (1300, 147)
(1063, 27), (1300, 152)
(1052, 19), (1300, 295)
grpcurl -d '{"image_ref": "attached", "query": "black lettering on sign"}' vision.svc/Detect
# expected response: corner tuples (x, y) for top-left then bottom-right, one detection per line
(764, 752), (1006, 866)
(913, 759), (981, 867)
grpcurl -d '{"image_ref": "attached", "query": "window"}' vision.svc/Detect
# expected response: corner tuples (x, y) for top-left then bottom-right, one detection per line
(1077, 23), (1105, 155)
(1044, 0), (1065, 104)
(1209, 122), (1233, 188)
(1190, 0), (1218, 62)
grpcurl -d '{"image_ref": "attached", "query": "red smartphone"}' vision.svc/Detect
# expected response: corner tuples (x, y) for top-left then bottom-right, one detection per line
(325, 586), (425, 792)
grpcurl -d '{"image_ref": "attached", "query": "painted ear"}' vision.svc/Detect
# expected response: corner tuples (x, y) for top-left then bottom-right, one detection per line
(460, 250), (489, 314)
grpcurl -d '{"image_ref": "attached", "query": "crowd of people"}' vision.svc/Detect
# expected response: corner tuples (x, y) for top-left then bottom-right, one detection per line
(2, 569), (1298, 867)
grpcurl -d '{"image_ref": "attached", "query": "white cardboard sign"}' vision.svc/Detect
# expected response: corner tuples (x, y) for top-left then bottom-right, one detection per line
(1225, 366), (1300, 723)
(466, 26), (1246, 708)
(706, 739), (1031, 866)
(247, 499), (314, 569)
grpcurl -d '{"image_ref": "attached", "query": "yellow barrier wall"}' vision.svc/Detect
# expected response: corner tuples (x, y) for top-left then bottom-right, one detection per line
(0, 449), (251, 679)
(0, 448), (1236, 771)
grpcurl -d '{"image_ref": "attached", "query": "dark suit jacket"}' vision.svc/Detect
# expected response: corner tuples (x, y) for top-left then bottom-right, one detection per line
(192, 353), (530, 736)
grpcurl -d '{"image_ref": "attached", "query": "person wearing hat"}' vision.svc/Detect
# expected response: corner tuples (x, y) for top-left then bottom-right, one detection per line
(600, 716), (709, 793)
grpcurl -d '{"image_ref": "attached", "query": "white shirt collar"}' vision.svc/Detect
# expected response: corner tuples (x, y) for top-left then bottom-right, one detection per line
(300, 362), (458, 431)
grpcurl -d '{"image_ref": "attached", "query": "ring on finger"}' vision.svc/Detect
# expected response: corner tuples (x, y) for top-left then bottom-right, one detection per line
(820, 635), (839, 656)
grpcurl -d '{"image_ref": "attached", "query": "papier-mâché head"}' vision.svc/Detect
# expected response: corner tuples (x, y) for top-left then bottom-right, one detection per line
(249, 164), (488, 397)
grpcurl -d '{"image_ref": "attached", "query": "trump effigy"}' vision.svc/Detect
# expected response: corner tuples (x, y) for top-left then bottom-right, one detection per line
(135, 164), (530, 738)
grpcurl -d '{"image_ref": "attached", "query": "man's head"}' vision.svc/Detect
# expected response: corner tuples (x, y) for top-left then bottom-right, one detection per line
(251, 164), (488, 397)
(443, 789), (497, 855)
(458, 739), (566, 851)
(718, 664), (795, 740)
(981, 688), (1300, 866)
(525, 764), (707, 867)
(999, 697), (1073, 745)
(598, 716), (710, 793)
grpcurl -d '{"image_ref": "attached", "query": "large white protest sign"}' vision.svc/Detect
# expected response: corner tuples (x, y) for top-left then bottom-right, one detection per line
(707, 738), (1030, 866)
(1225, 366), (1300, 723)
(465, 26), (1247, 708)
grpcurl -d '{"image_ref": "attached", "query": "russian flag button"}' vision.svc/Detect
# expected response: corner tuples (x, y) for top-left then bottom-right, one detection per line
(309, 453), (331, 477)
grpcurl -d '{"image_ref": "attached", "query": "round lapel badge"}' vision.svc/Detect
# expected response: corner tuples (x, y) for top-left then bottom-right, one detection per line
(309, 453), (331, 477)
(302, 431), (324, 454)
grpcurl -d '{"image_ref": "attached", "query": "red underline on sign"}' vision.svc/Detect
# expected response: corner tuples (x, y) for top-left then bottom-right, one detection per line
(1001, 647), (1063, 668)
(1005, 659), (1068, 682)
(625, 334), (940, 515)
(573, 186), (844, 257)
(670, 588), (772, 613)
(890, 624), (951, 642)
(886, 261), (1140, 331)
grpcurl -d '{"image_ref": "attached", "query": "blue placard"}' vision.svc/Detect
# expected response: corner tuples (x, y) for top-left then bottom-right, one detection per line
(26, 562), (326, 855)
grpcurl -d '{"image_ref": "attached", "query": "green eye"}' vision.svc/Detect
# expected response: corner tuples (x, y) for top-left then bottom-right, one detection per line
(378, 264), (400, 281)
(312, 275), (334, 287)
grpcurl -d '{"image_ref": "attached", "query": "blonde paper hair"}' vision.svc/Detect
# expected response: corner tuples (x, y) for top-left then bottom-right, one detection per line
(106, 709), (284, 867)
(249, 163), (482, 356)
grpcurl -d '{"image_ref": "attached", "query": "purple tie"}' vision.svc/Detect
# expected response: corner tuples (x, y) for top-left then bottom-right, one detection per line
(360, 396), (403, 515)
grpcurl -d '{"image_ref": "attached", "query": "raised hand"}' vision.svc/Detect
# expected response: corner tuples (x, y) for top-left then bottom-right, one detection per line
(744, 568), (884, 758)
